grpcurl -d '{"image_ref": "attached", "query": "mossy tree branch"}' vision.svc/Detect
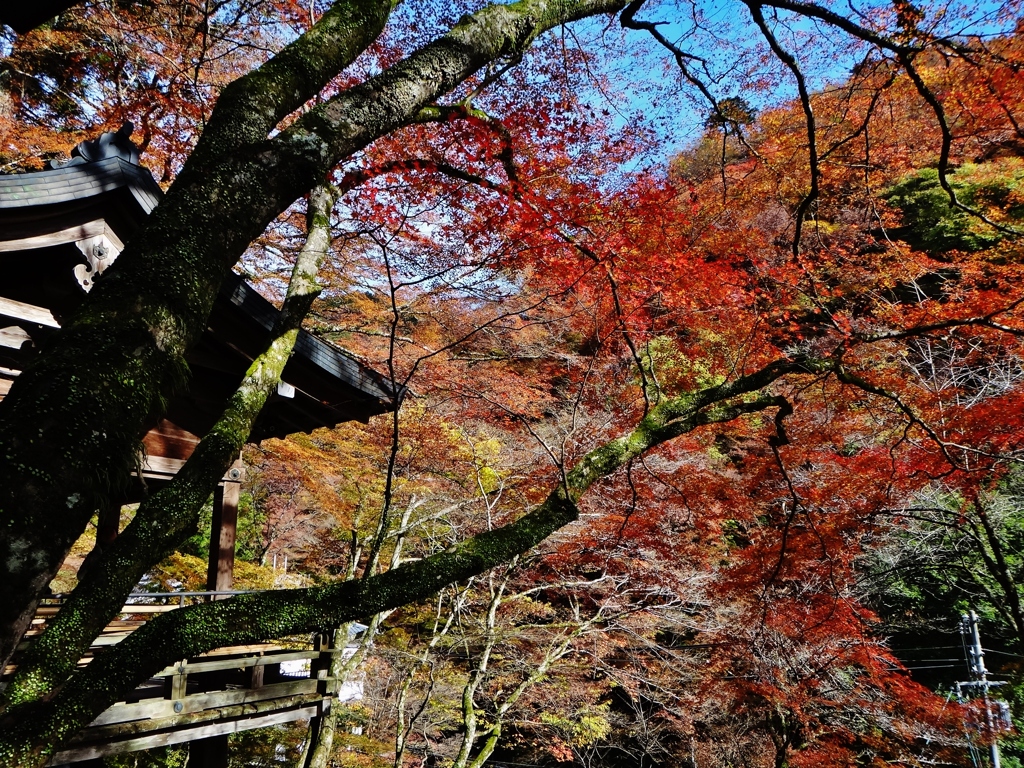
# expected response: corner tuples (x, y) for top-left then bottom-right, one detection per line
(0, 356), (810, 766)
(0, 183), (337, 713)
(182, 0), (399, 175)
(0, 0), (633, 671)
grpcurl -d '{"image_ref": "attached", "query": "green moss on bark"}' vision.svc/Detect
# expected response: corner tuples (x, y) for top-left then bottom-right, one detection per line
(1, 187), (336, 713)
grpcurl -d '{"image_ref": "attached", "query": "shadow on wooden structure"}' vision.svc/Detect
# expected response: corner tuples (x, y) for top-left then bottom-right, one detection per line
(0, 127), (401, 594)
(2, 593), (363, 766)
(0, 126), (393, 764)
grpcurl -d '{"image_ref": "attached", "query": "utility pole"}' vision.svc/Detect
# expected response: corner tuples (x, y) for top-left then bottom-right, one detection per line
(959, 611), (1004, 768)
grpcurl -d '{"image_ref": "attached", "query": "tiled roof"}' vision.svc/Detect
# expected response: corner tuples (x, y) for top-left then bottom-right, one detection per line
(0, 146), (402, 417)
(220, 273), (396, 404)
(0, 156), (162, 213)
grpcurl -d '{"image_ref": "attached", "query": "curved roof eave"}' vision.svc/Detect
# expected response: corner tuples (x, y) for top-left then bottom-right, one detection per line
(0, 147), (403, 417)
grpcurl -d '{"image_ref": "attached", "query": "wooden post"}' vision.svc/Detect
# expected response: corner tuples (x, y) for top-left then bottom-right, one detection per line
(163, 660), (187, 702)
(207, 462), (242, 598)
(249, 663), (265, 689)
(311, 633), (332, 684)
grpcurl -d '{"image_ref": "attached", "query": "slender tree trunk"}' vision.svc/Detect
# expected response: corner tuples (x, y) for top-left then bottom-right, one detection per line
(394, 583), (470, 767)
(972, 497), (1024, 650)
(0, 183), (335, 711)
(452, 571), (508, 768)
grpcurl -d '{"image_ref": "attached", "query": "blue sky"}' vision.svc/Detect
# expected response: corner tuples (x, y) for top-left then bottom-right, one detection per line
(552, 0), (1024, 166)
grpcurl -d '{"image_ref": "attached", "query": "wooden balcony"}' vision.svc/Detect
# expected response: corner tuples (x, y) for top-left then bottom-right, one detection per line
(1, 592), (356, 766)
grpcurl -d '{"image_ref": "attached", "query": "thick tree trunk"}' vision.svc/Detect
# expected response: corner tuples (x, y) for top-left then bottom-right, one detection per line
(0, 185), (336, 712)
(0, 0), (631, 673)
(0, 0), (396, 672)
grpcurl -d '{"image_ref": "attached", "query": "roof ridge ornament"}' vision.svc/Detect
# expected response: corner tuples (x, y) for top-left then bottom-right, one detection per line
(47, 121), (140, 169)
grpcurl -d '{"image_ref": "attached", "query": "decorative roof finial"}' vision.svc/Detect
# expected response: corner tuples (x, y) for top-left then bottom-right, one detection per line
(48, 121), (140, 169)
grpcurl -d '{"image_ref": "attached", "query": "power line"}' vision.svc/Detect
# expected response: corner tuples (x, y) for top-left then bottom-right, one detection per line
(903, 664), (961, 670)
(984, 648), (1024, 660)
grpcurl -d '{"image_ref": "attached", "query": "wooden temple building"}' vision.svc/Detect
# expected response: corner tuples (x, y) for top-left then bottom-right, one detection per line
(0, 125), (397, 765)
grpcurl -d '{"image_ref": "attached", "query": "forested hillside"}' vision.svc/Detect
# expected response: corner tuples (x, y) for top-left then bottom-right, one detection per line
(4, 1), (1024, 766)
(216, 32), (1024, 766)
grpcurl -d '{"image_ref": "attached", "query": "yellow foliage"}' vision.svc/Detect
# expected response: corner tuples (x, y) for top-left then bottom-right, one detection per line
(540, 704), (611, 746)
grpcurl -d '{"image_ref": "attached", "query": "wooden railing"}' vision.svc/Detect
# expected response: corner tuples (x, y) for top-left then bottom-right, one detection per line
(2, 592), (350, 765)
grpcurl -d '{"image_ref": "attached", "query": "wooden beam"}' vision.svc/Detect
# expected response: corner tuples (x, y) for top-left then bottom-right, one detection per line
(0, 296), (60, 328)
(0, 326), (32, 350)
(0, 220), (125, 253)
(89, 678), (318, 727)
(113, 604), (182, 614)
(152, 649), (320, 677)
(5, 645), (312, 681)
(74, 692), (325, 741)
(137, 455), (186, 479)
(49, 700), (323, 765)
(141, 420), (201, 463)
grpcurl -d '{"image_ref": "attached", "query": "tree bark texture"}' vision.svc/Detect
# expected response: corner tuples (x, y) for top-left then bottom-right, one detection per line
(0, 0), (631, 674)
(0, 358), (805, 765)
(0, 1), (84, 33)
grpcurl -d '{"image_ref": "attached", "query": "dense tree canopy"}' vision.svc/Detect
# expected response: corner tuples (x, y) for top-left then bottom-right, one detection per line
(4, 0), (1024, 765)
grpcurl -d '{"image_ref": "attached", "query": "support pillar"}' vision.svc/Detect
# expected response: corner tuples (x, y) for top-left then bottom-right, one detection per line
(207, 461), (243, 597)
